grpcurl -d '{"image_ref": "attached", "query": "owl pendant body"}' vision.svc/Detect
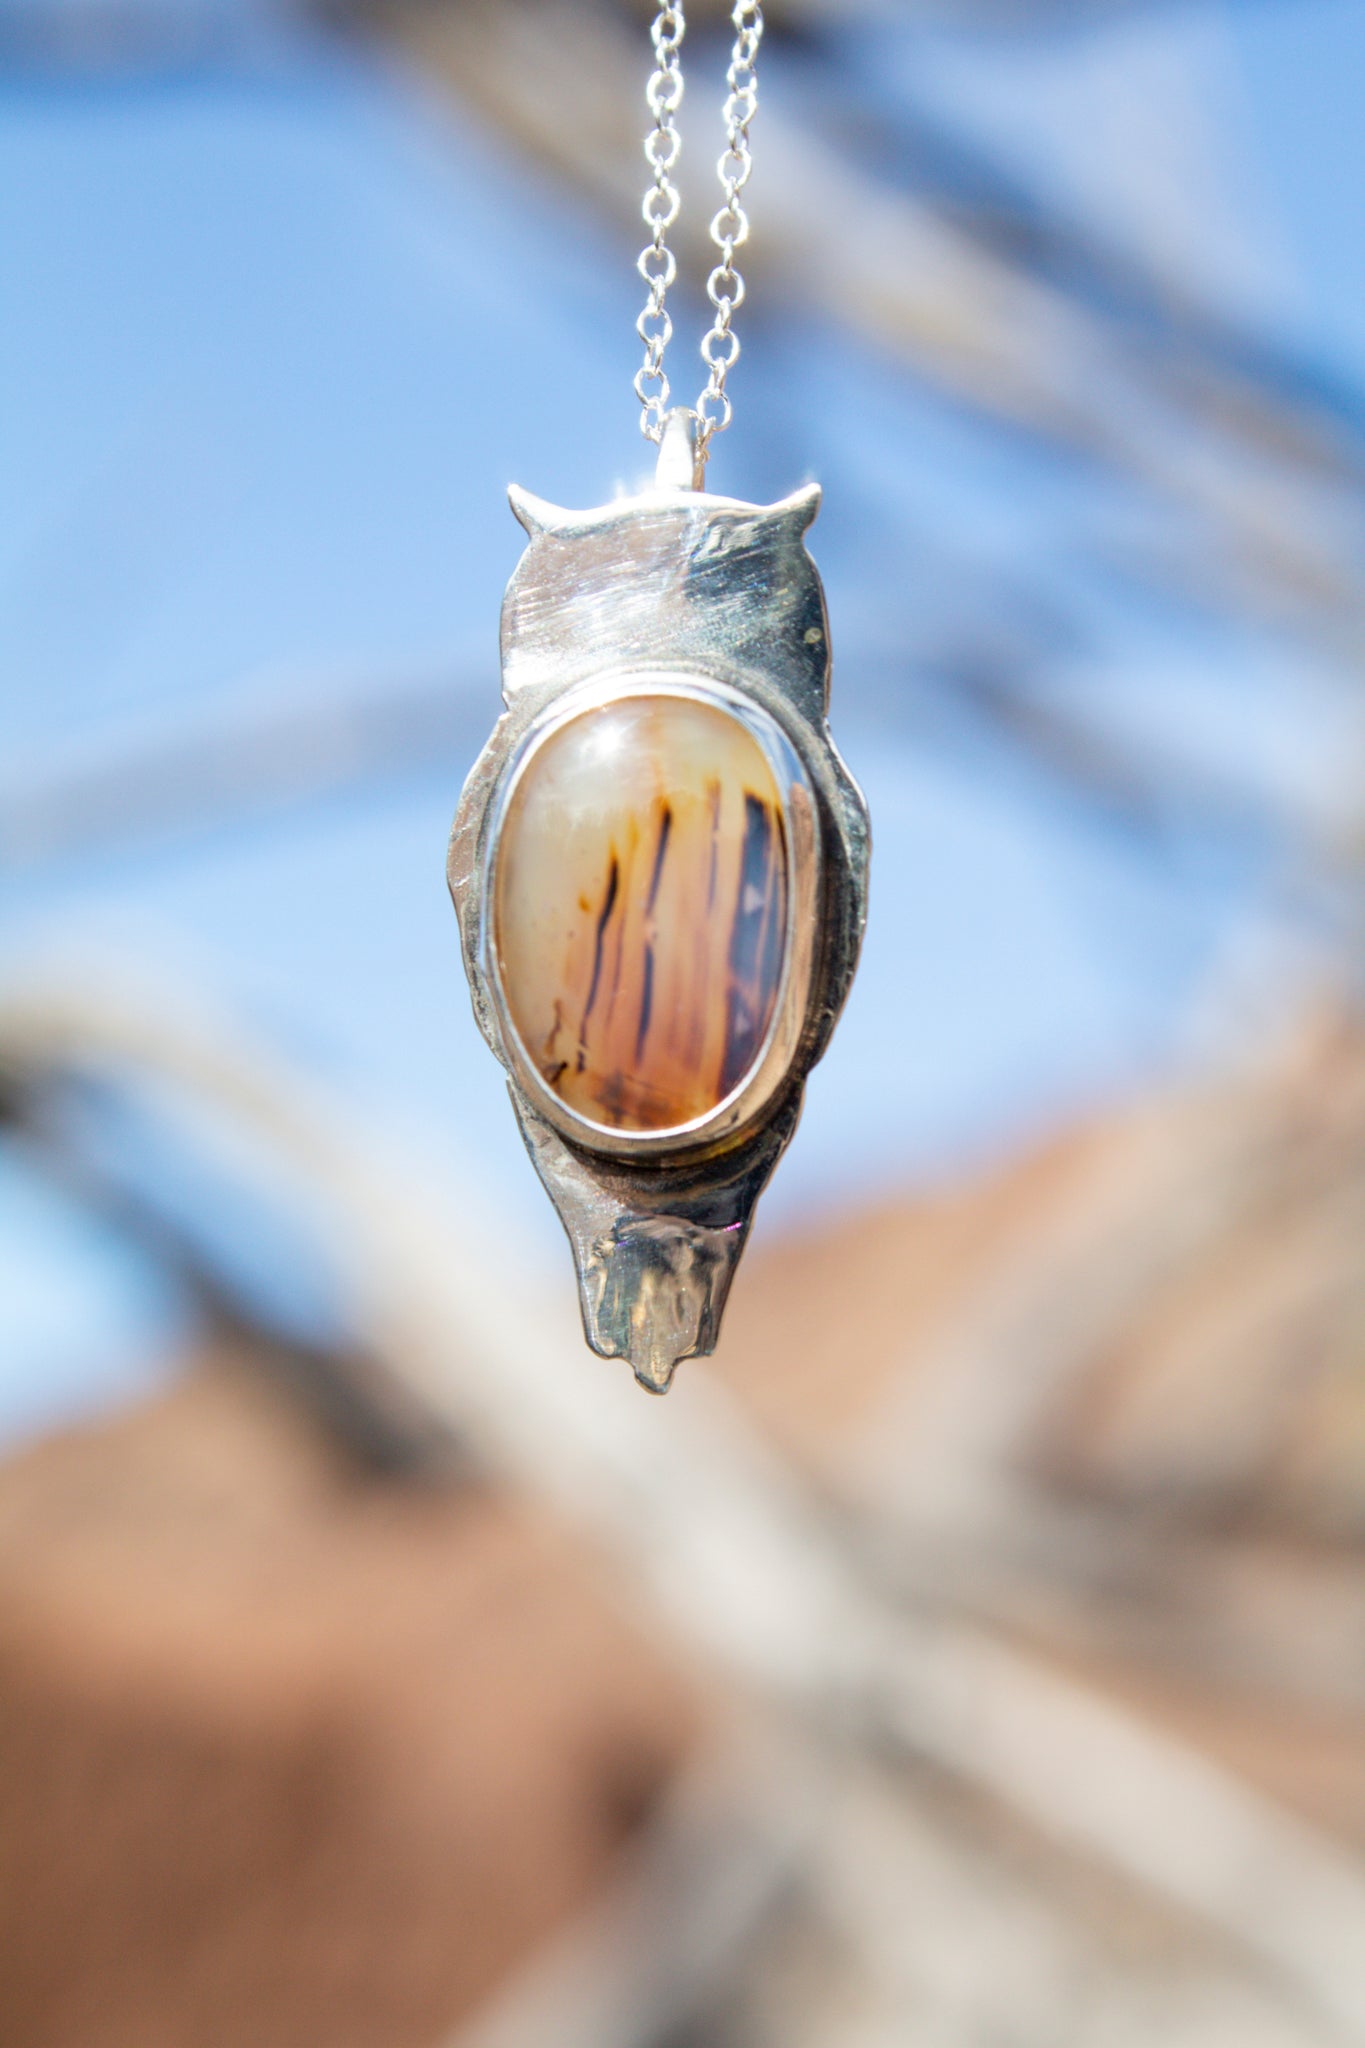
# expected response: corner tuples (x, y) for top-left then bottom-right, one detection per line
(449, 473), (869, 1391)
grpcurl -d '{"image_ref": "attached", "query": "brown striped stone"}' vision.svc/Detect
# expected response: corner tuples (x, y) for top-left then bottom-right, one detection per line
(493, 693), (790, 1133)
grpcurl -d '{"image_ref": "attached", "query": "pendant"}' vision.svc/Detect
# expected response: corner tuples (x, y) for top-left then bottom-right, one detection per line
(448, 415), (870, 1392)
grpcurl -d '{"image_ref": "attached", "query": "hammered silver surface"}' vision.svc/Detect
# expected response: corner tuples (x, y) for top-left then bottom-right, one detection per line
(448, 476), (869, 1390)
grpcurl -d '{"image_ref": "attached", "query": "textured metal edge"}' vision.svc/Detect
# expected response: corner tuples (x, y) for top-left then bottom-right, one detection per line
(447, 478), (870, 1390)
(509, 1089), (804, 1393)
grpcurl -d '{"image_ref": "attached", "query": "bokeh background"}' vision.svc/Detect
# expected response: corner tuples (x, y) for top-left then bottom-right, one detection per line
(3, 1), (1365, 2042)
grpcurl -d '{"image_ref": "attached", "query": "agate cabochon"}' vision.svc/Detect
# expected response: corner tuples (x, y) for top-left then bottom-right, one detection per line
(491, 690), (794, 1135)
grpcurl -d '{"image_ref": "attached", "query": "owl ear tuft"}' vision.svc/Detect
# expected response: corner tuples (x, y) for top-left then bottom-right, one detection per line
(508, 485), (572, 537)
(768, 480), (822, 534)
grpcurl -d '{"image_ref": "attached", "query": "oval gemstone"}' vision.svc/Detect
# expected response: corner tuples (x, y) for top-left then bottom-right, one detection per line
(493, 693), (790, 1133)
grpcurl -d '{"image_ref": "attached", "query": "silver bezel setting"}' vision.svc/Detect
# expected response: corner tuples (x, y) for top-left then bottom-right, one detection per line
(478, 670), (820, 1164)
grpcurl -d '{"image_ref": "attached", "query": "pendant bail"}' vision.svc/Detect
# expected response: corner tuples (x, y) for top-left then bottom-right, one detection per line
(655, 408), (705, 491)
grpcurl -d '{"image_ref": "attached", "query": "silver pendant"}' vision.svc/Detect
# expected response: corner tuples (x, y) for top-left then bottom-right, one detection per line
(448, 421), (869, 1391)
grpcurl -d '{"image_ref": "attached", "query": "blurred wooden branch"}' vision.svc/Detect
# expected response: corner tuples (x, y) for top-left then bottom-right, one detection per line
(3, 972), (1363, 2043)
(326, 0), (1365, 647)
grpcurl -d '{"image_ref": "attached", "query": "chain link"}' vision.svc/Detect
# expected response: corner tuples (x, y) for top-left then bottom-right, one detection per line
(633, 5), (686, 440)
(697, 2), (762, 447)
(634, 3), (765, 459)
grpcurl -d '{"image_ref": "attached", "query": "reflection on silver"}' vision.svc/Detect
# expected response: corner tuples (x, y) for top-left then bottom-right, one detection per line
(449, 453), (869, 1391)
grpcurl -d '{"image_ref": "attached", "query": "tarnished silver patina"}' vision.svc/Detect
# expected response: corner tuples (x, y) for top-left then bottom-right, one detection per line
(449, 420), (869, 1391)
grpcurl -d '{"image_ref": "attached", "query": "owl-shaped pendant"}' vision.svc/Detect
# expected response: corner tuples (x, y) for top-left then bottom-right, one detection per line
(448, 448), (869, 1392)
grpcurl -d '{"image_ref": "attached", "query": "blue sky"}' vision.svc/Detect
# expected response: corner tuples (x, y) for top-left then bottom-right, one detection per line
(1, 0), (1361, 1440)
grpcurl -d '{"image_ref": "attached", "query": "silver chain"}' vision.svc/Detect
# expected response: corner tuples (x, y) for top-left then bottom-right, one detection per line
(634, 3), (764, 461)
